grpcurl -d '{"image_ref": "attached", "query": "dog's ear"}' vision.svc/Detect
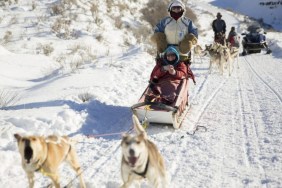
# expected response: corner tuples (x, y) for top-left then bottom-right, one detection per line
(138, 132), (147, 141)
(14, 133), (21, 142)
(121, 133), (129, 140)
(132, 115), (147, 137)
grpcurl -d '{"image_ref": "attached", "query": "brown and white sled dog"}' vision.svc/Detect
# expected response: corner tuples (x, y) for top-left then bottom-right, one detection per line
(14, 134), (86, 188)
(193, 44), (207, 64)
(206, 42), (232, 75)
(120, 115), (168, 188)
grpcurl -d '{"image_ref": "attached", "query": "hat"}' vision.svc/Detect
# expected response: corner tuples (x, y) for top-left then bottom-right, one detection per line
(216, 12), (222, 17)
(167, 0), (185, 11)
(163, 46), (180, 66)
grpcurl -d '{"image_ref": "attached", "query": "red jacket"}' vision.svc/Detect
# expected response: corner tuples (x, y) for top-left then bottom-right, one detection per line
(150, 59), (188, 82)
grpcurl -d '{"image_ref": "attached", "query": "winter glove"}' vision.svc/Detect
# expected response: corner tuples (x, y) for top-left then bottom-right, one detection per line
(148, 79), (160, 95)
(149, 78), (158, 89)
(151, 32), (167, 53)
(179, 33), (197, 54)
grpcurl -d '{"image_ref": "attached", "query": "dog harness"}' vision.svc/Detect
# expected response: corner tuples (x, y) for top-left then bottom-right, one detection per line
(133, 158), (149, 178)
(35, 148), (48, 172)
(35, 142), (72, 172)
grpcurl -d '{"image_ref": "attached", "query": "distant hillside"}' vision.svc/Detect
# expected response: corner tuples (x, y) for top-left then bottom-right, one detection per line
(211, 0), (282, 31)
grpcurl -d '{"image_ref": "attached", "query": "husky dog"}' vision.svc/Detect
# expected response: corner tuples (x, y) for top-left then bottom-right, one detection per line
(192, 44), (207, 64)
(205, 43), (222, 73)
(14, 134), (86, 188)
(120, 115), (168, 188)
(206, 42), (232, 75)
(229, 44), (240, 69)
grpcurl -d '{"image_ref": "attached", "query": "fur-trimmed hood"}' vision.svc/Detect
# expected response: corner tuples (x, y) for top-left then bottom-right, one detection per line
(167, 0), (185, 12)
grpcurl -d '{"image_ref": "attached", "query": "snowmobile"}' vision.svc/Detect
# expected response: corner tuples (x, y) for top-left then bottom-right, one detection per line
(241, 25), (272, 56)
(131, 70), (191, 129)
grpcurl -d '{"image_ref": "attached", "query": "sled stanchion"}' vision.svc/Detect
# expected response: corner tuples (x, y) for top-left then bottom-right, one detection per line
(131, 101), (178, 112)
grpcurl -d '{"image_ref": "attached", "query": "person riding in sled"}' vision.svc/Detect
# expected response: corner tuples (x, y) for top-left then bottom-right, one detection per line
(227, 26), (240, 48)
(146, 46), (195, 105)
(151, 0), (198, 64)
(212, 12), (226, 45)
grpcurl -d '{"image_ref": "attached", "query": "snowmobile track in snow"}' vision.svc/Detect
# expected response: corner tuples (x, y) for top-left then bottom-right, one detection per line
(243, 56), (282, 104)
(182, 75), (228, 134)
(237, 79), (267, 176)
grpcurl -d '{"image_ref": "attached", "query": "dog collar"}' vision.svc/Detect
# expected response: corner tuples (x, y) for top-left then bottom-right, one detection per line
(133, 157), (149, 178)
(35, 154), (48, 172)
(35, 142), (49, 172)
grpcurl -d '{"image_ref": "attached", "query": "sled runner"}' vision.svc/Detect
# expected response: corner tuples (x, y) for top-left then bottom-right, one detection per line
(131, 77), (190, 129)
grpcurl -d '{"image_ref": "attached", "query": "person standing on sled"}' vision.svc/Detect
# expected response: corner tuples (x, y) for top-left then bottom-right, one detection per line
(146, 46), (195, 105)
(151, 0), (198, 64)
(212, 12), (226, 45)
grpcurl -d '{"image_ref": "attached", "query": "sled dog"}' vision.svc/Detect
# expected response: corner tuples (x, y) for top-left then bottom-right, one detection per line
(229, 45), (240, 69)
(206, 42), (232, 75)
(14, 134), (86, 188)
(120, 115), (168, 188)
(193, 44), (207, 64)
(205, 43), (221, 73)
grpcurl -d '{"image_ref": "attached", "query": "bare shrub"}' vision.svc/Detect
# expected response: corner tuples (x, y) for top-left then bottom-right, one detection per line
(9, 16), (18, 25)
(185, 7), (197, 22)
(106, 0), (114, 11)
(132, 25), (151, 43)
(56, 54), (67, 67)
(65, 0), (78, 6)
(94, 17), (103, 27)
(37, 14), (48, 23)
(78, 92), (93, 102)
(51, 18), (72, 39)
(115, 16), (123, 29)
(116, 2), (129, 12)
(0, 89), (21, 109)
(56, 44), (97, 72)
(95, 34), (103, 42)
(141, 0), (198, 27)
(51, 4), (64, 15)
(68, 44), (96, 61)
(32, 1), (36, 10)
(90, 3), (99, 17)
(141, 0), (169, 27)
(2, 31), (12, 44)
(70, 54), (83, 71)
(37, 43), (54, 56)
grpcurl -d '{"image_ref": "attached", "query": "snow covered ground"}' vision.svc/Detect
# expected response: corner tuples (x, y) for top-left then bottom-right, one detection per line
(0, 0), (281, 187)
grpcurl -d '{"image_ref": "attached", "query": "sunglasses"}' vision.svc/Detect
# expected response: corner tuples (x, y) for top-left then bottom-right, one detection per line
(171, 6), (182, 11)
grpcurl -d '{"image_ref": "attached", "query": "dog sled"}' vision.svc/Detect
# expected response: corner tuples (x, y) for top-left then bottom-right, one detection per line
(131, 73), (191, 129)
(241, 25), (272, 56)
(214, 32), (226, 46)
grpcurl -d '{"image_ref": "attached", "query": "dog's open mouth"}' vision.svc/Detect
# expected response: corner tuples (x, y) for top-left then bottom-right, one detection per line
(24, 146), (33, 164)
(128, 156), (138, 167)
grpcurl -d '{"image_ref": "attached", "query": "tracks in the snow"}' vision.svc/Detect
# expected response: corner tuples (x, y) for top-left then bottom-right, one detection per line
(243, 56), (282, 104)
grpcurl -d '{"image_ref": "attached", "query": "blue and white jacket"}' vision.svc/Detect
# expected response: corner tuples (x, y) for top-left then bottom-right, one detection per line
(154, 16), (198, 45)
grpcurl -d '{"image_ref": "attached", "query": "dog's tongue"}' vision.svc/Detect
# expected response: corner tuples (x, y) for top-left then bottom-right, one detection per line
(128, 156), (138, 166)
